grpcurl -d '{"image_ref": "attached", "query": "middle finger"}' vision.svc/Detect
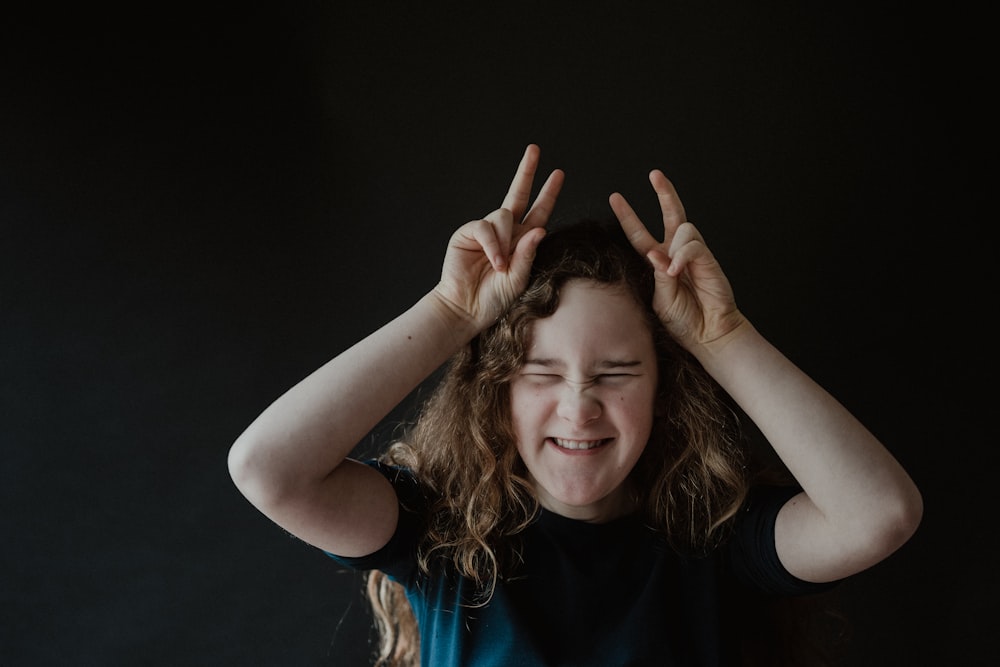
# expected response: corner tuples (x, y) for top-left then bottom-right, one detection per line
(501, 144), (541, 221)
(521, 168), (565, 229)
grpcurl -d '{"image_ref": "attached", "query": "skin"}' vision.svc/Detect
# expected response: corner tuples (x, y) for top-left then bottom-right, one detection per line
(510, 280), (658, 523)
(229, 144), (922, 584)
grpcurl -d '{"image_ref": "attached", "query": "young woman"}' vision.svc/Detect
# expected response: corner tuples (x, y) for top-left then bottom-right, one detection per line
(228, 145), (922, 666)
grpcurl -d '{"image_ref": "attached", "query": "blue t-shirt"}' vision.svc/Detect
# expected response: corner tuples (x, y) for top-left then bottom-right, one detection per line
(326, 462), (834, 666)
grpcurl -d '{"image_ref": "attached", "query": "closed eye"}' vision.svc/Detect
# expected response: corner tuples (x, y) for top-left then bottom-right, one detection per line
(519, 374), (562, 389)
(594, 373), (638, 384)
(520, 373), (638, 386)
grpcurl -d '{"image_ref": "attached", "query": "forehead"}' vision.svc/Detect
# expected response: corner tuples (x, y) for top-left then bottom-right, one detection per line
(525, 280), (654, 357)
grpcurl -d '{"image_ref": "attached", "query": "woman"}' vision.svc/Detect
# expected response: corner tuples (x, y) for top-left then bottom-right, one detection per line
(228, 144), (922, 665)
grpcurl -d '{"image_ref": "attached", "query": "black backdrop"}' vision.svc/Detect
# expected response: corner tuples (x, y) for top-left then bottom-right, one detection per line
(2, 2), (991, 665)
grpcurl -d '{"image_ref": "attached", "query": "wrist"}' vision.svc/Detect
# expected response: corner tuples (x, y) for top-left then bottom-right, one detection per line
(685, 314), (756, 367)
(423, 288), (487, 348)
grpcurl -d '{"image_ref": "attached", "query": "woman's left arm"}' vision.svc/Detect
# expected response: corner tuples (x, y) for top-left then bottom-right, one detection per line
(611, 172), (922, 583)
(692, 320), (922, 583)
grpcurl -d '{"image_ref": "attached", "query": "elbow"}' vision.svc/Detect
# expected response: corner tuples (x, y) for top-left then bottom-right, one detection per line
(227, 435), (253, 492)
(783, 482), (923, 582)
(227, 431), (283, 509)
(861, 481), (924, 563)
(891, 482), (924, 547)
(228, 428), (328, 516)
(227, 434), (259, 499)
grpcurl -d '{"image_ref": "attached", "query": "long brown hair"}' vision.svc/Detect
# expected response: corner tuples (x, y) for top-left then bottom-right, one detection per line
(365, 218), (750, 666)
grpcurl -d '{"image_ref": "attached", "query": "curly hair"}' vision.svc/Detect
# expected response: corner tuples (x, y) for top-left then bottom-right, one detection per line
(365, 218), (749, 666)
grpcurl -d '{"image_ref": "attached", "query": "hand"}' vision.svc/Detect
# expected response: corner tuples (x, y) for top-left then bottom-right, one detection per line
(434, 145), (564, 331)
(609, 170), (743, 350)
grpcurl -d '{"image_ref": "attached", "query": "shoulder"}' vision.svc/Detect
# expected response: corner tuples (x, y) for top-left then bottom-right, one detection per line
(365, 460), (427, 508)
(726, 485), (839, 596)
(324, 460), (431, 577)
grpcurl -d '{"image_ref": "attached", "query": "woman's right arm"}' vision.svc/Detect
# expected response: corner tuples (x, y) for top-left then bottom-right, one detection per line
(227, 145), (563, 557)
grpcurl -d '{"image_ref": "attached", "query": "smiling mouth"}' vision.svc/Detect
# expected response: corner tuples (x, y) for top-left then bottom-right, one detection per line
(550, 437), (610, 451)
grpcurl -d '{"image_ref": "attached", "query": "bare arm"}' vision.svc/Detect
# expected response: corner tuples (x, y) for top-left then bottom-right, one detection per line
(610, 172), (922, 583)
(228, 145), (564, 557)
(694, 322), (922, 582)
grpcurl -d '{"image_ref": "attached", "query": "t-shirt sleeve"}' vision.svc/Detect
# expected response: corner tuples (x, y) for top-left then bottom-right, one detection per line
(323, 460), (426, 584)
(727, 485), (840, 597)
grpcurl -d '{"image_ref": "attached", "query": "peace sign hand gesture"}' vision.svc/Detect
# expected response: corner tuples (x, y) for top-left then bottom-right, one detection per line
(610, 170), (745, 351)
(434, 145), (564, 333)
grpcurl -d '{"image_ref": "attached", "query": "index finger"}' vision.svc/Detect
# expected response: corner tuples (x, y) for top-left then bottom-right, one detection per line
(609, 191), (657, 256)
(501, 144), (541, 221)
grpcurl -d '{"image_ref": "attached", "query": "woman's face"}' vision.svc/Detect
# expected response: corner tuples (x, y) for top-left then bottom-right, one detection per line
(509, 279), (658, 523)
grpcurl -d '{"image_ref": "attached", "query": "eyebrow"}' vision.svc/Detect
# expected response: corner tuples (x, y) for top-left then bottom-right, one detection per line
(522, 358), (644, 370)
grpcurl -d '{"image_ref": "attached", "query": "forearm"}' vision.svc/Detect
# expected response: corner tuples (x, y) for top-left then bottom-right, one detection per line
(228, 290), (477, 503)
(692, 319), (922, 575)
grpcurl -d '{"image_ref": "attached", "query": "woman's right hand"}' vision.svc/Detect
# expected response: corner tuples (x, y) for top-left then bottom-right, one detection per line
(433, 144), (564, 332)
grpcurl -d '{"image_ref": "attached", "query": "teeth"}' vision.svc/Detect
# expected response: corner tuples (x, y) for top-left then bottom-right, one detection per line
(552, 438), (605, 450)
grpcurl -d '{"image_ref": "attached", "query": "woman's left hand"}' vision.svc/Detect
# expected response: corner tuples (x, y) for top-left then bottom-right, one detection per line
(610, 170), (744, 350)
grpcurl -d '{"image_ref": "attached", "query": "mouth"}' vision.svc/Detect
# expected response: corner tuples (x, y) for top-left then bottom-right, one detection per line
(549, 437), (611, 451)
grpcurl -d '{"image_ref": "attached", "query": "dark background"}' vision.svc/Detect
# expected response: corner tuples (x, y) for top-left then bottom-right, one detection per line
(2, 2), (990, 665)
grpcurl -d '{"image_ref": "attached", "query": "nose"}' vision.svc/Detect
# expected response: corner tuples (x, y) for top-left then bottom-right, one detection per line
(556, 382), (602, 425)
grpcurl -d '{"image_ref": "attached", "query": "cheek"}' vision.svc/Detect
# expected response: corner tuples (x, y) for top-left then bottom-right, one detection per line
(612, 385), (657, 432)
(509, 385), (549, 432)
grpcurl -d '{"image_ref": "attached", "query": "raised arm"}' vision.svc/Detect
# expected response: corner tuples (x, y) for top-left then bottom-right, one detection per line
(228, 145), (564, 557)
(610, 172), (922, 583)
